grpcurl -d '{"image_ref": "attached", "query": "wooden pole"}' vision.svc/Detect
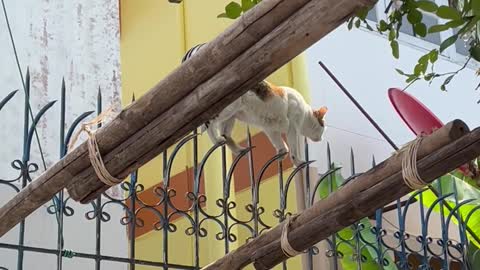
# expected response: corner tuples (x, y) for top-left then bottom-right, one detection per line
(0, 0), (375, 237)
(201, 120), (474, 269)
(68, 0), (376, 203)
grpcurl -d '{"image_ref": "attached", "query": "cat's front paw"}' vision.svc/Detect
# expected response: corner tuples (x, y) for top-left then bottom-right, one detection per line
(231, 146), (247, 156)
(214, 136), (227, 145)
(291, 156), (306, 167)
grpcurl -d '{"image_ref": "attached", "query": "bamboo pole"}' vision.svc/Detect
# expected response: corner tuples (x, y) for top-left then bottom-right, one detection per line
(0, 0), (375, 237)
(69, 0), (377, 203)
(202, 120), (475, 269)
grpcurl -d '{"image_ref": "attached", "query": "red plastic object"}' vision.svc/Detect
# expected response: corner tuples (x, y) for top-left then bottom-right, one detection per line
(388, 88), (443, 136)
(388, 88), (469, 175)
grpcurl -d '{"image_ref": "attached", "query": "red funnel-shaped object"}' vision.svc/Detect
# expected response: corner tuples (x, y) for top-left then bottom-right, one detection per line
(388, 88), (469, 176)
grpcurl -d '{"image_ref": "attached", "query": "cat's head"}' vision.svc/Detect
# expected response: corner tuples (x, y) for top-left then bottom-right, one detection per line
(306, 106), (327, 142)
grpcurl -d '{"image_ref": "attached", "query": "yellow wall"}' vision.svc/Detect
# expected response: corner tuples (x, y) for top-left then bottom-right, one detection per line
(120, 0), (311, 268)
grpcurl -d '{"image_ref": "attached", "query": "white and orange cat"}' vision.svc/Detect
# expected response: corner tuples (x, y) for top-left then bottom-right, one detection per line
(203, 80), (327, 166)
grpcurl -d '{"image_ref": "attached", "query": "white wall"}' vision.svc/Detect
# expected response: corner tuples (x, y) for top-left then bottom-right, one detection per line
(0, 1), (125, 269)
(305, 20), (479, 242)
(306, 23), (479, 176)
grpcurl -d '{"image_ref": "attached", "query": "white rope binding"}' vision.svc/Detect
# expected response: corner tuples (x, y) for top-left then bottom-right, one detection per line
(280, 215), (302, 258)
(68, 107), (121, 186)
(401, 136), (428, 190)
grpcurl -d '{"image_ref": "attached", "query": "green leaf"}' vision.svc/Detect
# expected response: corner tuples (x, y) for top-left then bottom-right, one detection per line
(444, 74), (454, 85)
(378, 20), (389, 32)
(470, 45), (480, 62)
(356, 6), (369, 20)
(424, 73), (435, 81)
(408, 9), (423, 25)
(406, 74), (418, 83)
(441, 74), (455, 90)
(414, 22), (427, 37)
(429, 23), (452, 33)
(241, 0), (255, 12)
(429, 49), (439, 63)
(347, 18), (354, 30)
(414, 63), (423, 75)
(395, 68), (406, 75)
(414, 55), (428, 75)
(446, 19), (466, 28)
(436, 5), (462, 20)
(355, 19), (361, 28)
(225, 1), (242, 19)
(416, 0), (438, 12)
(391, 40), (399, 59)
(459, 16), (480, 36)
(473, 0), (480, 16)
(418, 53), (430, 65)
(440, 35), (458, 52)
(388, 29), (396, 41)
(217, 13), (229, 18)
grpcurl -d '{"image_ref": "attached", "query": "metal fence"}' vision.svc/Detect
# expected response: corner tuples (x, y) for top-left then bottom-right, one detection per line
(0, 74), (479, 270)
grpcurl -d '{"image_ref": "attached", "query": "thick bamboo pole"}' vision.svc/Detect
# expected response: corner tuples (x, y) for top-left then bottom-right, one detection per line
(0, 0), (375, 237)
(202, 120), (476, 269)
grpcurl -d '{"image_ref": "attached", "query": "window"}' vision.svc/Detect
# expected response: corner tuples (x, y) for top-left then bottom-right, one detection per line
(366, 5), (378, 22)
(454, 31), (470, 56)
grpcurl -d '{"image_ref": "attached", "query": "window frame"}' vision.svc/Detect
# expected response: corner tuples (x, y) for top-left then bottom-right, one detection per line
(361, 0), (478, 69)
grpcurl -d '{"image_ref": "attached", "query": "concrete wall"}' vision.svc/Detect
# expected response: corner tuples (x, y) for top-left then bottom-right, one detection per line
(0, 1), (124, 269)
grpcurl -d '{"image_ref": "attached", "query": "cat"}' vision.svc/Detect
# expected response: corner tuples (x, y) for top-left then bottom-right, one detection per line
(203, 80), (327, 166)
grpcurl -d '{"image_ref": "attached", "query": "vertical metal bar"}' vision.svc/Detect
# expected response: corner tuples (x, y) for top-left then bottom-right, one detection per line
(372, 156), (386, 270)
(350, 149), (362, 270)
(452, 178), (469, 270)
(95, 88), (103, 270)
(327, 144), (339, 270)
(247, 128), (258, 237)
(17, 68), (31, 270)
(129, 170), (137, 270)
(221, 146), (229, 254)
(395, 197), (408, 269)
(162, 149), (169, 270)
(129, 94), (136, 270)
(59, 78), (66, 160)
(418, 191), (429, 268)
(57, 78), (66, 270)
(247, 127), (255, 188)
(436, 179), (449, 269)
(277, 154), (287, 270)
(304, 140), (313, 270)
(23, 69), (30, 152)
(193, 130), (200, 269)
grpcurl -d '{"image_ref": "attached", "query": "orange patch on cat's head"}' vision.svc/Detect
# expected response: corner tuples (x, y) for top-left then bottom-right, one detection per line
(263, 81), (285, 98)
(271, 86), (285, 98)
(314, 106), (328, 126)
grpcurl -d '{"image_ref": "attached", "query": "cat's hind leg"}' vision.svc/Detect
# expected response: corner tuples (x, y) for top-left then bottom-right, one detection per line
(206, 121), (227, 145)
(219, 117), (245, 155)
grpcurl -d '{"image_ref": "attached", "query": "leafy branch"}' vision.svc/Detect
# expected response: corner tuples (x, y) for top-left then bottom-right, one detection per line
(218, 0), (480, 95)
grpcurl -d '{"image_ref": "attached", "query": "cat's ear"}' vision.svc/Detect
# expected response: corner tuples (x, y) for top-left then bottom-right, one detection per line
(314, 106), (328, 120)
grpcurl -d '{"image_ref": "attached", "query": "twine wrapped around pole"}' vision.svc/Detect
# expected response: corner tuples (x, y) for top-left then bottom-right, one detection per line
(280, 215), (303, 258)
(399, 136), (429, 190)
(68, 107), (122, 186)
